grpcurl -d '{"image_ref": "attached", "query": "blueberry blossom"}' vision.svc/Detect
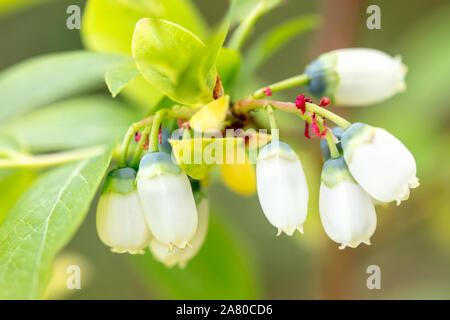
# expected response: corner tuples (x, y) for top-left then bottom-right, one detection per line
(96, 168), (152, 254)
(256, 142), (309, 235)
(137, 152), (198, 249)
(149, 197), (209, 268)
(319, 157), (377, 249)
(341, 122), (419, 204)
(305, 48), (407, 106)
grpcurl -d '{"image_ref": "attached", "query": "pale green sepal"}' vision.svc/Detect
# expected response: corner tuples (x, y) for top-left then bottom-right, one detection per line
(341, 122), (376, 164)
(101, 167), (137, 195)
(138, 152), (181, 179)
(305, 52), (339, 101)
(258, 142), (298, 162)
(321, 157), (356, 188)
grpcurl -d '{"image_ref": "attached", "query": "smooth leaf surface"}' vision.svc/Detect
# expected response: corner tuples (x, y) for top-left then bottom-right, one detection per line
(105, 58), (141, 97)
(82, 0), (208, 54)
(132, 18), (217, 106)
(230, 0), (282, 25)
(189, 95), (230, 132)
(2, 96), (138, 153)
(169, 137), (243, 179)
(0, 51), (130, 123)
(0, 169), (36, 225)
(129, 208), (261, 299)
(0, 148), (113, 299)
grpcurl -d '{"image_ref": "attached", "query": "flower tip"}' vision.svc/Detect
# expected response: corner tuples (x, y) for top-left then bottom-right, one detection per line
(170, 240), (190, 249)
(111, 248), (145, 255)
(277, 225), (304, 236)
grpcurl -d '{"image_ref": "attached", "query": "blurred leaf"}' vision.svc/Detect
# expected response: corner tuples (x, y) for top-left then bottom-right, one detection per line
(189, 95), (230, 132)
(0, 169), (36, 225)
(2, 96), (138, 153)
(105, 58), (141, 98)
(230, 0), (282, 25)
(0, 0), (52, 17)
(233, 14), (320, 98)
(132, 18), (217, 106)
(356, 3), (450, 176)
(0, 147), (113, 299)
(129, 208), (261, 299)
(217, 47), (242, 94)
(82, 0), (209, 54)
(169, 137), (243, 179)
(220, 161), (256, 196)
(0, 51), (130, 123)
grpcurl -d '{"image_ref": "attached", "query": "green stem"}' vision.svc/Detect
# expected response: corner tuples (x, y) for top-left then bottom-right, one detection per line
(148, 110), (166, 153)
(265, 104), (278, 131)
(130, 126), (151, 168)
(0, 146), (105, 169)
(325, 129), (340, 159)
(252, 74), (311, 99)
(305, 102), (351, 129)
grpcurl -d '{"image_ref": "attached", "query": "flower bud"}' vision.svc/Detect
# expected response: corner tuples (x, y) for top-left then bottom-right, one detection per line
(149, 197), (209, 268)
(319, 157), (377, 249)
(137, 152), (198, 249)
(341, 122), (419, 204)
(96, 168), (151, 254)
(305, 48), (407, 106)
(256, 142), (309, 235)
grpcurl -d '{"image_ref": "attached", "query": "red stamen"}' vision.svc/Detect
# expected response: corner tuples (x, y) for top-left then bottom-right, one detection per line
(177, 118), (183, 128)
(311, 113), (328, 138)
(134, 132), (142, 142)
(143, 136), (149, 150)
(304, 122), (313, 139)
(296, 95), (306, 114)
(158, 124), (162, 145)
(319, 97), (331, 107)
(264, 87), (272, 96)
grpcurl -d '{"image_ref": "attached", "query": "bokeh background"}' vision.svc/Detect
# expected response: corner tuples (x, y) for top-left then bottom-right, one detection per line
(1, 0), (449, 299)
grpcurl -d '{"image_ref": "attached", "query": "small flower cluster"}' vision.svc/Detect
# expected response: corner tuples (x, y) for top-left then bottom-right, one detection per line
(96, 152), (208, 268)
(255, 112), (419, 249)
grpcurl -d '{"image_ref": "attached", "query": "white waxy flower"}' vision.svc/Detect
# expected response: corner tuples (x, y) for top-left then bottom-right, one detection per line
(150, 197), (209, 268)
(341, 122), (419, 205)
(96, 168), (152, 254)
(305, 48), (407, 106)
(256, 142), (309, 235)
(137, 152), (198, 249)
(319, 157), (377, 249)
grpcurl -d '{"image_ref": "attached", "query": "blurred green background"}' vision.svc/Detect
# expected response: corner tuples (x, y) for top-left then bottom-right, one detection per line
(1, 0), (449, 299)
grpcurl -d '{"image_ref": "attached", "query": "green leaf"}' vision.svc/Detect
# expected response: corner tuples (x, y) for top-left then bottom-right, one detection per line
(0, 51), (131, 123)
(105, 58), (141, 98)
(233, 14), (320, 98)
(129, 208), (261, 299)
(0, 147), (113, 299)
(132, 18), (217, 106)
(0, 169), (36, 225)
(169, 137), (243, 179)
(217, 47), (242, 94)
(230, 0), (282, 25)
(82, 0), (209, 54)
(2, 96), (139, 153)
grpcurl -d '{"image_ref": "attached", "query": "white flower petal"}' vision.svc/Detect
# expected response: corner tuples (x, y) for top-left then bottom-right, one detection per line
(342, 123), (419, 204)
(96, 191), (151, 255)
(256, 142), (309, 235)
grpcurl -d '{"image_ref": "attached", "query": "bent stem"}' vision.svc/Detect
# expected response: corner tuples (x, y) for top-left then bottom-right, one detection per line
(305, 102), (351, 129)
(252, 74), (310, 99)
(265, 104), (278, 131)
(130, 126), (151, 168)
(0, 146), (105, 169)
(325, 130), (340, 159)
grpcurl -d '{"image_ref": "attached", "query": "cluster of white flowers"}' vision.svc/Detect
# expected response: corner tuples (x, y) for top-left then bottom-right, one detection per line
(256, 123), (419, 249)
(96, 152), (208, 268)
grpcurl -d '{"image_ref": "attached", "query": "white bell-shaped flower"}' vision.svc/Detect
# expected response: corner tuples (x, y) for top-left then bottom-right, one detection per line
(341, 122), (419, 205)
(96, 168), (152, 254)
(305, 48), (407, 106)
(137, 152), (198, 249)
(319, 157), (377, 249)
(256, 142), (309, 235)
(150, 197), (209, 268)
